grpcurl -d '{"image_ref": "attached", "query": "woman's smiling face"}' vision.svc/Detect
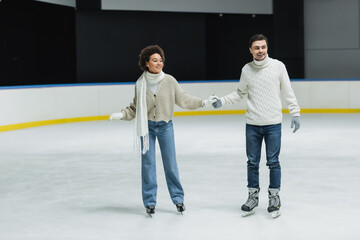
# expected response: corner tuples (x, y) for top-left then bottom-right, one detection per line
(146, 53), (163, 74)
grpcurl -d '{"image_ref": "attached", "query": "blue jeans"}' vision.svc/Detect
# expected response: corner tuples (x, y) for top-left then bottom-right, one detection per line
(246, 123), (281, 189)
(141, 120), (184, 207)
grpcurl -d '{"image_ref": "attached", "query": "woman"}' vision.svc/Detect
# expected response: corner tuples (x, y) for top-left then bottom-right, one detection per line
(109, 45), (215, 216)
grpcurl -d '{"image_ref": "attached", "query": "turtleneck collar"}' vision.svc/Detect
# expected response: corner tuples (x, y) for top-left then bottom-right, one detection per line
(253, 55), (270, 68)
(145, 70), (165, 84)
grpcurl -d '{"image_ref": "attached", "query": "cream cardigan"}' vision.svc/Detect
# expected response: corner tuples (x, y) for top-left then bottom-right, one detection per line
(121, 74), (203, 122)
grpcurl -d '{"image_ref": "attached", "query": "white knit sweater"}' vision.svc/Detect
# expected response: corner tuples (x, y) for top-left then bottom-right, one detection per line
(220, 55), (300, 126)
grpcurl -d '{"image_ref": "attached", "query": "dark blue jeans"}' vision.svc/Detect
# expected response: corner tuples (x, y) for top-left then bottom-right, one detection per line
(246, 123), (281, 189)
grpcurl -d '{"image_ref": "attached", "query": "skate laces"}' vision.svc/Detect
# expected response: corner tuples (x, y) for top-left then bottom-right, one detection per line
(244, 193), (258, 207)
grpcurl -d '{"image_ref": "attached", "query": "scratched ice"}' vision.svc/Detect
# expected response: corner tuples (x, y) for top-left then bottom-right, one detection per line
(0, 114), (359, 240)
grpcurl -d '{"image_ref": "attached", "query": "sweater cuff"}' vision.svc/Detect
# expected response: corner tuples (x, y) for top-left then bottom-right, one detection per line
(220, 97), (226, 106)
(291, 112), (300, 117)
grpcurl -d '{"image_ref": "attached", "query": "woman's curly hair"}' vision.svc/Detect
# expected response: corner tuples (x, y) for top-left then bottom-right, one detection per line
(138, 45), (165, 71)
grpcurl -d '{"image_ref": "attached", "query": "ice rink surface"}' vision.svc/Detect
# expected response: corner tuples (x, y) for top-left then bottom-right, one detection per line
(0, 114), (359, 240)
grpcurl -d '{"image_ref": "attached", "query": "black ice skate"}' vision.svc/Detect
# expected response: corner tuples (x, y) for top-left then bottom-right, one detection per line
(267, 188), (281, 218)
(176, 203), (185, 214)
(146, 206), (155, 217)
(241, 188), (260, 217)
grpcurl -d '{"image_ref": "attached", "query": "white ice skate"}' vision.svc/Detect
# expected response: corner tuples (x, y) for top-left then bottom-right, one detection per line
(267, 188), (281, 219)
(241, 188), (259, 217)
(242, 209), (256, 217)
(269, 209), (281, 218)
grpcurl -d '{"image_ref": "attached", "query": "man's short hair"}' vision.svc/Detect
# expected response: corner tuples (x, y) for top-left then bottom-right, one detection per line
(249, 34), (269, 48)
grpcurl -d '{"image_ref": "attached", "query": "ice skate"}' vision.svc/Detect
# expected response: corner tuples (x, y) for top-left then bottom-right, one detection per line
(146, 206), (155, 217)
(241, 188), (259, 217)
(267, 188), (281, 218)
(176, 203), (185, 215)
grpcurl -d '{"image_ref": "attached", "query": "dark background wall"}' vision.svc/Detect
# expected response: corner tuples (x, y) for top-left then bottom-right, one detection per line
(76, 11), (275, 83)
(304, 0), (360, 79)
(76, 11), (208, 83)
(273, 0), (304, 79)
(0, 0), (304, 86)
(205, 13), (274, 80)
(0, 0), (75, 86)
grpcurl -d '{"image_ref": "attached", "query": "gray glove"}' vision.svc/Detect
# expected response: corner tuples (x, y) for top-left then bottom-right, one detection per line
(212, 97), (222, 109)
(202, 95), (218, 107)
(291, 116), (300, 133)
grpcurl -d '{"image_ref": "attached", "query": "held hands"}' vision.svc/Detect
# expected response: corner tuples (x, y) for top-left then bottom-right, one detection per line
(212, 96), (222, 109)
(202, 95), (218, 107)
(109, 112), (124, 121)
(291, 116), (300, 133)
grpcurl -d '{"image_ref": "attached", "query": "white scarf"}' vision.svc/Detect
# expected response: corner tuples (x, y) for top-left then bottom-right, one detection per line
(135, 70), (165, 155)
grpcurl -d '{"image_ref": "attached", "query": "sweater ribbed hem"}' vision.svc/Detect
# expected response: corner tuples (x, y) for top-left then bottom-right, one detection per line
(245, 118), (282, 126)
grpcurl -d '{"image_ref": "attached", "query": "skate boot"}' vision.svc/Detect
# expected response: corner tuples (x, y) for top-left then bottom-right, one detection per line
(241, 188), (260, 217)
(176, 203), (185, 214)
(146, 206), (155, 217)
(267, 188), (281, 218)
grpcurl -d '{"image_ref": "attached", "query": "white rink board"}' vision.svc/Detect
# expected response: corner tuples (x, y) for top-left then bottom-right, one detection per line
(0, 80), (359, 126)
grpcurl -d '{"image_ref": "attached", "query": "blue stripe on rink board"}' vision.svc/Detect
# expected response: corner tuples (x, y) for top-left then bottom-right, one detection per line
(1, 79), (360, 90)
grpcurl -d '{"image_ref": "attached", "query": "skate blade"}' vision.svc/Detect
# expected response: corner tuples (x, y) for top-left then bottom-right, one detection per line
(147, 213), (153, 218)
(269, 210), (281, 218)
(242, 209), (255, 217)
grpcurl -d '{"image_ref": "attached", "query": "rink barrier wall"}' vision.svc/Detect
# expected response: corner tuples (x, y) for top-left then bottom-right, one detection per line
(0, 79), (359, 132)
(1, 109), (359, 132)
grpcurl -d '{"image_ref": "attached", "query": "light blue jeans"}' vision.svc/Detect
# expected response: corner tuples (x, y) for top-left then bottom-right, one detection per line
(246, 123), (282, 189)
(141, 120), (184, 207)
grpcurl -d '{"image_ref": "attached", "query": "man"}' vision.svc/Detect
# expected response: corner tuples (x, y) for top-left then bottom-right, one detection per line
(212, 34), (300, 218)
